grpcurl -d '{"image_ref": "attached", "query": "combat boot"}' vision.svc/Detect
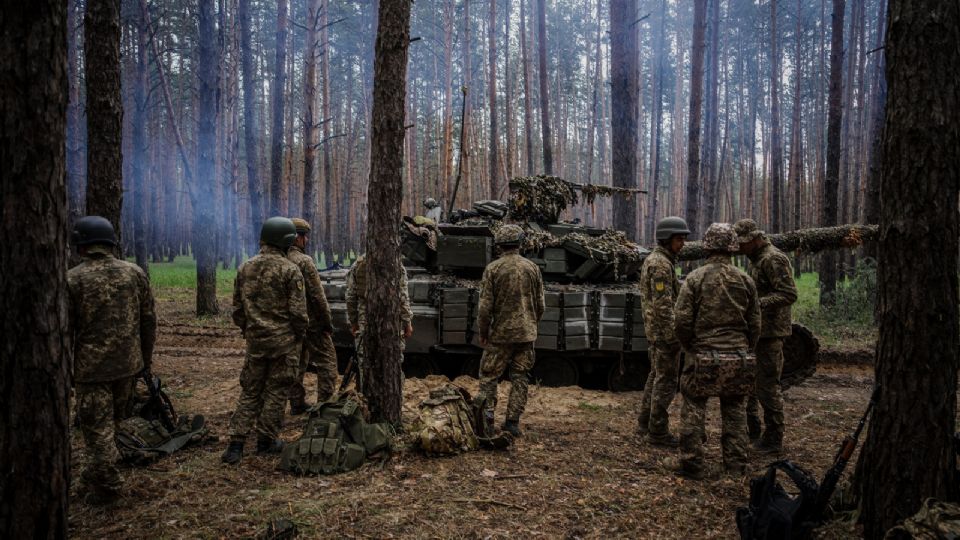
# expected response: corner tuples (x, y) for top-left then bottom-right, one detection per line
(256, 437), (285, 455)
(84, 488), (120, 507)
(646, 431), (680, 447)
(221, 440), (244, 464)
(661, 456), (704, 480)
(502, 419), (522, 437)
(753, 437), (783, 456)
(747, 415), (762, 441)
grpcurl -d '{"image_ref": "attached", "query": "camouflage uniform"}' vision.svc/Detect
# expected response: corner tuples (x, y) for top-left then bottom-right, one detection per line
(287, 245), (339, 405)
(637, 245), (682, 437)
(68, 244), (157, 497)
(674, 226), (761, 476)
(474, 252), (545, 425)
(229, 245), (308, 442)
(345, 255), (412, 373)
(742, 237), (797, 446)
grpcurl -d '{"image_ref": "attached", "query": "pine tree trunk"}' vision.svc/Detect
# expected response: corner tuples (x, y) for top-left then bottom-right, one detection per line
(520, 0), (534, 176)
(503, 0), (514, 182)
(647, 0), (667, 242)
(132, 9), (150, 276)
(701, 0), (721, 230)
(685, 0), (707, 232)
(856, 2), (960, 537)
(195, 0), (220, 316)
(269, 0), (289, 217)
(609, 0), (639, 239)
(302, 0), (320, 235)
(862, 0), (885, 261)
(239, 0), (262, 256)
(67, 0), (85, 231)
(0, 2), (71, 536)
(819, 0), (845, 305)
(362, 0), (412, 425)
(441, 0), (454, 201)
(487, 0), (499, 198)
(84, 0), (124, 253)
(769, 0), (784, 232)
(321, 0), (334, 263)
(536, 0), (553, 174)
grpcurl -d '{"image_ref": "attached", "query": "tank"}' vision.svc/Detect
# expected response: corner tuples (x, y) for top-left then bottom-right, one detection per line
(320, 176), (818, 391)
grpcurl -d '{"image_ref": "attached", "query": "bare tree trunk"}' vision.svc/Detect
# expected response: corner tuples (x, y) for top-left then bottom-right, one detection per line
(520, 0), (534, 175)
(269, 0), (288, 217)
(503, 0), (514, 182)
(856, 2), (960, 536)
(67, 0), (85, 231)
(647, 0), (667, 242)
(685, 0), (707, 232)
(441, 0), (454, 199)
(239, 0), (262, 256)
(461, 0), (472, 202)
(584, 0), (602, 184)
(769, 0), (784, 232)
(0, 2), (71, 536)
(536, 0), (553, 174)
(195, 0), (220, 316)
(487, 0), (499, 198)
(362, 0), (412, 425)
(84, 0), (124, 254)
(303, 0), (320, 236)
(132, 8), (150, 276)
(788, 0), (804, 232)
(862, 0), (885, 261)
(321, 0), (334, 263)
(819, 0), (845, 305)
(701, 0), (720, 230)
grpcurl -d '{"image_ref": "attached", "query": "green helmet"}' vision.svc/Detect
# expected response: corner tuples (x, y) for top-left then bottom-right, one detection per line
(655, 216), (691, 241)
(702, 222), (739, 253)
(260, 217), (298, 249)
(72, 216), (116, 246)
(495, 224), (524, 246)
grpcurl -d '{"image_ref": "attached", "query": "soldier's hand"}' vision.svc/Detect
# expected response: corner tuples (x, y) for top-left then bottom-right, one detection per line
(351, 324), (359, 336)
(404, 323), (414, 338)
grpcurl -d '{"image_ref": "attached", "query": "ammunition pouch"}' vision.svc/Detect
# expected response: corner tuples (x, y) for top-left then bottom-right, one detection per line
(682, 350), (757, 398)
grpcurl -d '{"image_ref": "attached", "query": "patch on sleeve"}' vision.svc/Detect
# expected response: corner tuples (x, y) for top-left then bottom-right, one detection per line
(297, 280), (304, 291)
(655, 281), (666, 292)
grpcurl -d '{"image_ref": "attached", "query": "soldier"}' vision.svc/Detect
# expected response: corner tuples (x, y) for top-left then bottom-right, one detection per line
(735, 219), (798, 454)
(345, 254), (413, 383)
(68, 216), (157, 505)
(637, 216), (690, 447)
(222, 217), (308, 464)
(423, 197), (443, 223)
(286, 218), (339, 414)
(474, 224), (545, 437)
(666, 223), (761, 479)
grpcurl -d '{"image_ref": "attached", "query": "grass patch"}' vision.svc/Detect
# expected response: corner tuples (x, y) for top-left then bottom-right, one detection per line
(146, 256), (238, 295)
(793, 264), (878, 350)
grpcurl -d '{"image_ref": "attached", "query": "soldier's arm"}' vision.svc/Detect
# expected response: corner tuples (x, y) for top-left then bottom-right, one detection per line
(759, 254), (799, 309)
(138, 270), (157, 370)
(745, 275), (762, 350)
(289, 270), (309, 337)
(647, 266), (680, 347)
(345, 267), (359, 328)
(476, 267), (494, 342)
(399, 265), (413, 325)
(673, 279), (696, 353)
(231, 272), (246, 332)
(534, 266), (545, 321)
(302, 261), (334, 333)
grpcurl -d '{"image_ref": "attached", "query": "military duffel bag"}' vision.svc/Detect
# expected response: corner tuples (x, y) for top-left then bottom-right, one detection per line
(279, 395), (394, 475)
(681, 350), (757, 398)
(415, 384), (480, 455)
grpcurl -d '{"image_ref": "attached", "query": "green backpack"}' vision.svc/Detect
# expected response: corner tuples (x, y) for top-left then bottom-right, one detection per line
(279, 396), (394, 475)
(115, 414), (209, 465)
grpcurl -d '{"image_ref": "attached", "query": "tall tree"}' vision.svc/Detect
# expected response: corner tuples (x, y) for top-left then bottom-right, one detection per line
(363, 0), (413, 425)
(769, 0), (784, 232)
(239, 0), (263, 255)
(684, 0), (707, 231)
(194, 0), (220, 316)
(0, 1), (71, 536)
(269, 0), (289, 217)
(856, 1), (960, 537)
(862, 0), (885, 261)
(132, 5), (150, 275)
(520, 0), (534, 175)
(320, 0), (334, 263)
(819, 0), (845, 305)
(303, 0), (321, 237)
(487, 0), (499, 197)
(609, 0), (639, 239)
(647, 0), (667, 242)
(536, 0), (553, 174)
(84, 0), (124, 251)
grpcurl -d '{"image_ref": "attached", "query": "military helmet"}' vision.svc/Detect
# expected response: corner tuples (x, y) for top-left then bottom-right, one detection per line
(495, 224), (525, 246)
(72, 216), (116, 246)
(423, 197), (438, 209)
(702, 222), (740, 253)
(260, 217), (298, 249)
(291, 217), (311, 234)
(655, 216), (692, 241)
(733, 218), (764, 244)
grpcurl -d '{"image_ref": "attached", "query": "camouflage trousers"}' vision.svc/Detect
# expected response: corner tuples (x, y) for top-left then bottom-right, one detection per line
(229, 343), (300, 442)
(679, 393), (748, 475)
(289, 332), (339, 406)
(76, 377), (135, 495)
(637, 343), (680, 435)
(745, 338), (785, 444)
(475, 341), (535, 423)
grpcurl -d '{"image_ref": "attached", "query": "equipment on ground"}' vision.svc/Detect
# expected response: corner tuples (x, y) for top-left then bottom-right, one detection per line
(115, 375), (210, 464)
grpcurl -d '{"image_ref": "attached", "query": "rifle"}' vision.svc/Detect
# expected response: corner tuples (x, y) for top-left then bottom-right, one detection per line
(142, 370), (177, 432)
(814, 385), (880, 518)
(337, 355), (357, 394)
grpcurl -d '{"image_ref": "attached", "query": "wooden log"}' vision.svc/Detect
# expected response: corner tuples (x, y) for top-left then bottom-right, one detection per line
(677, 224), (878, 261)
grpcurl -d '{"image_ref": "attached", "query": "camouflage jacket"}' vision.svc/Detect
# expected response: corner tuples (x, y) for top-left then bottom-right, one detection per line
(674, 254), (761, 352)
(68, 245), (157, 383)
(638, 246), (680, 347)
(232, 245), (308, 356)
(345, 255), (412, 328)
(746, 241), (798, 338)
(288, 246), (334, 335)
(477, 252), (545, 343)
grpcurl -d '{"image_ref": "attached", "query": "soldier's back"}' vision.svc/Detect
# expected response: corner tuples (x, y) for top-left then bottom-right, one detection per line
(236, 250), (303, 352)
(683, 257), (757, 350)
(482, 253), (542, 343)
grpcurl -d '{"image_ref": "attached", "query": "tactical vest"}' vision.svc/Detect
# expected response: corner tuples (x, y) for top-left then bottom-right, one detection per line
(415, 384), (480, 455)
(279, 396), (393, 475)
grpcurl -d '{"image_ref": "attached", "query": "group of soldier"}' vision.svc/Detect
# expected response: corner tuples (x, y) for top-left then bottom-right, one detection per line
(67, 208), (794, 506)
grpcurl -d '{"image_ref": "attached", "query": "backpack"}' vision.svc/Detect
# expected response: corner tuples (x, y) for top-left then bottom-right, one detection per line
(682, 350), (757, 398)
(115, 414), (210, 464)
(279, 395), (394, 475)
(415, 384), (480, 455)
(736, 460), (820, 540)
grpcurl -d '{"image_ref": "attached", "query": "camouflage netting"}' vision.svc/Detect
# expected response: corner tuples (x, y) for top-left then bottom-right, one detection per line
(507, 175), (646, 224)
(678, 224), (879, 261)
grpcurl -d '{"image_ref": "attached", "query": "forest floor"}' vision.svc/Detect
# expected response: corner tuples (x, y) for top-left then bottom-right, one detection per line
(66, 287), (877, 539)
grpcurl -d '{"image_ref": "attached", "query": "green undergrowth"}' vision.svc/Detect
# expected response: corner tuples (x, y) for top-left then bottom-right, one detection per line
(792, 263), (878, 350)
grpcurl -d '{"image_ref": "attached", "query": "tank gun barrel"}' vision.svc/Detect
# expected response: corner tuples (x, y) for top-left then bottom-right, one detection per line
(677, 224), (878, 261)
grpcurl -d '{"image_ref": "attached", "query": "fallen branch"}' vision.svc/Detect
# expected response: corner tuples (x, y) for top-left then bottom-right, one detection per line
(677, 224), (879, 261)
(451, 498), (528, 511)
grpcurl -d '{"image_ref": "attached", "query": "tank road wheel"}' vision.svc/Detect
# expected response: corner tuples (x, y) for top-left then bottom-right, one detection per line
(402, 354), (438, 379)
(531, 355), (579, 388)
(607, 356), (650, 392)
(781, 323), (821, 390)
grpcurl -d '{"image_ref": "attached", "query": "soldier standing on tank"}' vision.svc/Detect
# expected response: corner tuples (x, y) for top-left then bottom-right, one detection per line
(636, 216), (690, 447)
(474, 224), (545, 437)
(734, 219), (798, 454)
(345, 254), (413, 386)
(222, 217), (308, 464)
(424, 197), (443, 223)
(665, 223), (761, 479)
(68, 216), (157, 505)
(286, 218), (339, 414)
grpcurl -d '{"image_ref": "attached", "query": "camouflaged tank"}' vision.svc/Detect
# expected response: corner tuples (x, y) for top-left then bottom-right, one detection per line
(319, 176), (819, 391)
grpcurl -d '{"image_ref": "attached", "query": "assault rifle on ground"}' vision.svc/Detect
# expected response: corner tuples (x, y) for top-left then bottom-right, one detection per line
(142, 370), (178, 432)
(337, 354), (357, 394)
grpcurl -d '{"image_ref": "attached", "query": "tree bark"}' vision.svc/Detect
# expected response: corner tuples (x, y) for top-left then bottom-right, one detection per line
(685, 0), (707, 234)
(768, 0), (784, 232)
(362, 0), (412, 425)
(0, 1), (71, 536)
(701, 0), (721, 230)
(536, 0), (553, 174)
(862, 0), (885, 261)
(132, 7), (150, 276)
(239, 0), (263, 256)
(195, 0), (220, 316)
(647, 0), (667, 242)
(303, 0), (320, 235)
(84, 0), (124, 254)
(269, 0), (289, 217)
(520, 0), (534, 176)
(678, 224), (878, 261)
(819, 0), (845, 305)
(609, 0), (639, 239)
(856, 1), (960, 537)
(487, 0), (499, 198)
(321, 0), (334, 264)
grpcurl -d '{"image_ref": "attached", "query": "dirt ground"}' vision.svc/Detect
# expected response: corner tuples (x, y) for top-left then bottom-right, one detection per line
(68, 296), (874, 539)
